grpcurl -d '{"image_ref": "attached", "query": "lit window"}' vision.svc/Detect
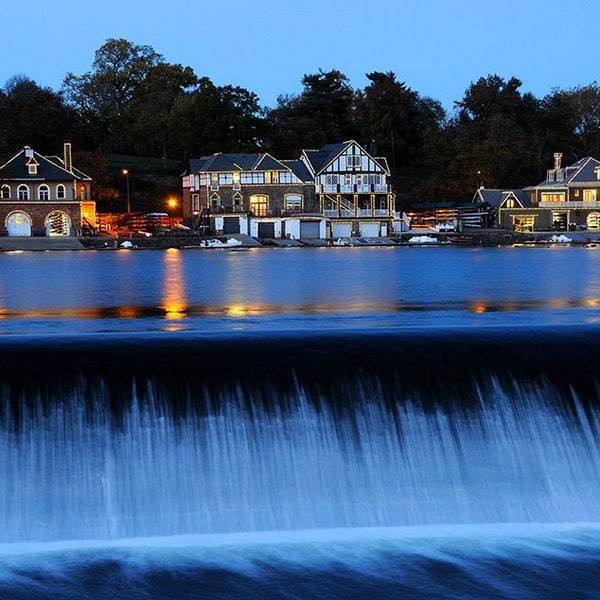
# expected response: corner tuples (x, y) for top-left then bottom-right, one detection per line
(584, 190), (597, 202)
(233, 172), (241, 190)
(249, 194), (268, 216)
(38, 185), (49, 201)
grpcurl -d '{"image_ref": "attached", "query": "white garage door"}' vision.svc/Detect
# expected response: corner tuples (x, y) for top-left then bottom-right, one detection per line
(359, 222), (380, 237)
(332, 223), (352, 238)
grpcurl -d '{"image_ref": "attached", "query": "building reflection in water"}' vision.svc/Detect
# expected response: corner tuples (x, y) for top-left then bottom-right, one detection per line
(161, 248), (188, 328)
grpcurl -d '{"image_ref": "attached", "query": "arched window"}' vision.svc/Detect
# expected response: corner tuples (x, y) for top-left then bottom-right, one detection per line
(210, 193), (221, 212)
(233, 192), (243, 212)
(249, 194), (268, 216)
(79, 185), (86, 200)
(17, 185), (29, 201)
(0, 185), (10, 199)
(56, 184), (66, 199)
(38, 184), (50, 201)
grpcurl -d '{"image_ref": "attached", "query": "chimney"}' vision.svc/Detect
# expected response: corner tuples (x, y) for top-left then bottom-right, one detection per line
(64, 142), (72, 173)
(554, 152), (562, 170)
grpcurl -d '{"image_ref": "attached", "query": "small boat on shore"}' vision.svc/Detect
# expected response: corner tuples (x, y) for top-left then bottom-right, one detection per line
(447, 235), (480, 246)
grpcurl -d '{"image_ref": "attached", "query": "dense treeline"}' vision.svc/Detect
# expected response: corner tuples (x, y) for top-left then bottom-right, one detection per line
(2, 37), (600, 210)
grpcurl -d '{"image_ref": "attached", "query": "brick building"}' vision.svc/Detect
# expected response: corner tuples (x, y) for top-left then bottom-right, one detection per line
(0, 143), (95, 236)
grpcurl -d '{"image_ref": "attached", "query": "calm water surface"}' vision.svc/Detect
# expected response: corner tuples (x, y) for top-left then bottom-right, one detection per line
(1, 245), (599, 334)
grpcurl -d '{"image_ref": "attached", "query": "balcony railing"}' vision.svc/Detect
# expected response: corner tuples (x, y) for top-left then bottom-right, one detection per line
(538, 201), (600, 209)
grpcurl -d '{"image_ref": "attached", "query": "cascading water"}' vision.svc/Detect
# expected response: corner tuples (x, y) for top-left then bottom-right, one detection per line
(1, 326), (600, 598)
(1, 373), (600, 543)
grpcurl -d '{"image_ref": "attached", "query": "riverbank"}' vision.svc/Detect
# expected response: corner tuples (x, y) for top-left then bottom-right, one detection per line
(0, 229), (596, 251)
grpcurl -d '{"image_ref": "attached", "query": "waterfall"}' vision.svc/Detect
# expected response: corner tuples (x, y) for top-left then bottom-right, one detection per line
(0, 326), (599, 544)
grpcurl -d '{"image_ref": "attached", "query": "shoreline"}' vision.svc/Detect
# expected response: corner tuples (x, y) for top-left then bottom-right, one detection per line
(0, 229), (596, 251)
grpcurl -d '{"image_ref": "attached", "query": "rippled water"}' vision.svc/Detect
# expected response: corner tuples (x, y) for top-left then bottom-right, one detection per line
(1, 245), (600, 333)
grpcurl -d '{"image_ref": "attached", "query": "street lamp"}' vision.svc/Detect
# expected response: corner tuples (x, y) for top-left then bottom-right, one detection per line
(122, 169), (130, 213)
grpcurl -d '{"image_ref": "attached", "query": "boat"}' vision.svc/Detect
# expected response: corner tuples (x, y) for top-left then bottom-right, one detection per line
(447, 235), (480, 246)
(200, 237), (243, 248)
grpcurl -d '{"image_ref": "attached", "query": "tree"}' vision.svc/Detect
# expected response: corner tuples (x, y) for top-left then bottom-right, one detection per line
(62, 38), (164, 153)
(169, 77), (265, 158)
(0, 75), (84, 157)
(541, 84), (600, 162)
(354, 71), (444, 171)
(265, 69), (357, 158)
(130, 62), (198, 165)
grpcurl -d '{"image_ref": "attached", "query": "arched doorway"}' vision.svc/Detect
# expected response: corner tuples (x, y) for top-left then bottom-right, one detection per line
(587, 212), (600, 230)
(6, 211), (32, 236)
(45, 211), (71, 236)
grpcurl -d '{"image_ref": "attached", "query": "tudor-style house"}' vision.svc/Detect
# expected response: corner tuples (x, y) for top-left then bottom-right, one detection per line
(182, 140), (398, 239)
(0, 144), (95, 236)
(497, 153), (600, 232)
(300, 141), (396, 238)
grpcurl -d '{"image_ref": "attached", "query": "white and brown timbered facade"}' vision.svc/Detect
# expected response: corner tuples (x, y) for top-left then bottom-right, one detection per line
(300, 141), (395, 222)
(182, 140), (398, 238)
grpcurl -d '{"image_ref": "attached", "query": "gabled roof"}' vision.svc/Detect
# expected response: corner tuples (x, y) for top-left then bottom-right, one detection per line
(302, 143), (348, 174)
(301, 140), (390, 175)
(187, 152), (295, 174)
(0, 147), (91, 181)
(474, 188), (531, 208)
(530, 156), (600, 189)
(281, 159), (313, 183)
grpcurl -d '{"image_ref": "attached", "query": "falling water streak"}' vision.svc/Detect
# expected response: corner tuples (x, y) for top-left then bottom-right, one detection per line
(0, 372), (599, 544)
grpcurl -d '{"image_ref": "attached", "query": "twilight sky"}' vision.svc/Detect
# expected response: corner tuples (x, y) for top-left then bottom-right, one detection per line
(2, 0), (596, 113)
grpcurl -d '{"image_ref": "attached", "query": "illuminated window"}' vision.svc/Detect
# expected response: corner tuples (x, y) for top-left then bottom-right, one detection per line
(250, 194), (268, 216)
(210, 174), (218, 191)
(587, 212), (600, 229)
(541, 193), (565, 203)
(583, 190), (597, 202)
(232, 172), (241, 190)
(38, 184), (49, 201)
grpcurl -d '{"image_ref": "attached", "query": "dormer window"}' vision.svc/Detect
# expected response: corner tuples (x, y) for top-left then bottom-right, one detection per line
(28, 164), (38, 175)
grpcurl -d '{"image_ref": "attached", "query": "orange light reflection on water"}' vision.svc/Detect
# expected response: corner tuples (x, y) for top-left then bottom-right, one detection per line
(161, 248), (187, 329)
